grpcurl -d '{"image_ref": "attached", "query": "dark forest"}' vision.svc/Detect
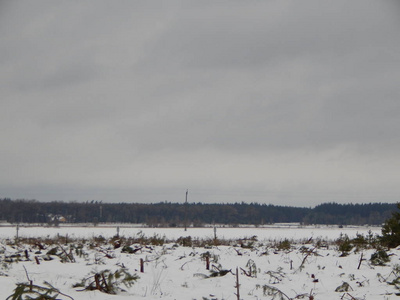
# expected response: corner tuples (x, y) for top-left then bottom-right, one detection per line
(0, 198), (396, 226)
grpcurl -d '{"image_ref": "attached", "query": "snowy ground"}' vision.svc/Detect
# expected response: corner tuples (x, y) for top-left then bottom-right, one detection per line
(1, 225), (399, 299)
(0, 223), (382, 241)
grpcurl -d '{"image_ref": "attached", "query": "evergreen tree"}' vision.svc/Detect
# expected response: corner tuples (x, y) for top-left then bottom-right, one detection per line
(381, 203), (400, 248)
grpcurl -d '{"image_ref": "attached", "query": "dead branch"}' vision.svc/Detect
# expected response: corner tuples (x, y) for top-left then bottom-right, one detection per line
(23, 265), (33, 291)
(297, 248), (317, 271)
(180, 261), (189, 270)
(58, 244), (75, 262)
(357, 253), (364, 270)
(240, 267), (252, 277)
(265, 269), (285, 284)
(97, 248), (115, 259)
(23, 265), (31, 282)
(340, 292), (358, 300)
(234, 267), (240, 300)
(233, 248), (243, 256)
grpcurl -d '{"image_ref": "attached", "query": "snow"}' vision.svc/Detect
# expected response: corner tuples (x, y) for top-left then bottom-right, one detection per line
(1, 225), (399, 299)
(0, 224), (381, 241)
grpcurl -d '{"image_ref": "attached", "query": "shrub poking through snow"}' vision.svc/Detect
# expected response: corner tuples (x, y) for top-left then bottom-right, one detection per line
(260, 284), (291, 300)
(335, 282), (353, 292)
(276, 239), (291, 251)
(266, 267), (285, 284)
(370, 250), (390, 266)
(243, 259), (257, 278)
(336, 234), (353, 257)
(381, 203), (400, 248)
(6, 281), (73, 300)
(73, 268), (139, 294)
(384, 264), (400, 293)
(176, 236), (192, 247)
(209, 269), (231, 277)
(121, 245), (141, 254)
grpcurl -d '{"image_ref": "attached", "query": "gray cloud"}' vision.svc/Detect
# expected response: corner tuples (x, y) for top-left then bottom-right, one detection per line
(1, 1), (400, 206)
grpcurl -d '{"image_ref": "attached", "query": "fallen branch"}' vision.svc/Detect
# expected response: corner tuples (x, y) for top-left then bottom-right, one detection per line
(262, 285), (291, 300)
(97, 248), (115, 259)
(340, 292), (358, 300)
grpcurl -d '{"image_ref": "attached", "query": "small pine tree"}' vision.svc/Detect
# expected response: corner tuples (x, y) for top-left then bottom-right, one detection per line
(381, 203), (400, 248)
(73, 268), (139, 294)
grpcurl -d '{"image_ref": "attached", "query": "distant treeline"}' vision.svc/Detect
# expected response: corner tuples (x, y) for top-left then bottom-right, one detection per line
(0, 198), (397, 226)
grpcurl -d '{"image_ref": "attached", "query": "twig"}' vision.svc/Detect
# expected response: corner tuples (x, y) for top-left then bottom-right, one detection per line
(44, 281), (75, 300)
(357, 253), (364, 270)
(180, 261), (189, 270)
(23, 265), (31, 282)
(57, 290), (75, 300)
(23, 265), (33, 292)
(240, 267), (252, 277)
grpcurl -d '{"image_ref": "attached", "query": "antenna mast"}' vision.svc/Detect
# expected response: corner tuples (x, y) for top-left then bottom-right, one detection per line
(184, 189), (188, 231)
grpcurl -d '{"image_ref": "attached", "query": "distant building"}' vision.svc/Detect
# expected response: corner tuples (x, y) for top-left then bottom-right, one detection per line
(47, 214), (67, 226)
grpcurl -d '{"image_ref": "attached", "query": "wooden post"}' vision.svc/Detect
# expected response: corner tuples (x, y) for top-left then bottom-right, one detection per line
(140, 258), (144, 273)
(16, 224), (19, 242)
(206, 256), (210, 270)
(213, 225), (217, 245)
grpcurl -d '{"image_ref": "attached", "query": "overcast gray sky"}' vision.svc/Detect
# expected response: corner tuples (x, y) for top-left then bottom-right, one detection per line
(1, 1), (400, 207)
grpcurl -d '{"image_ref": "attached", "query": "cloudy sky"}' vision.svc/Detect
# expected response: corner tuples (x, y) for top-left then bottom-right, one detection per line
(1, 1), (400, 207)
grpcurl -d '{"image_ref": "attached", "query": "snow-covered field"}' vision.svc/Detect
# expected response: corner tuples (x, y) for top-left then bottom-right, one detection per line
(1, 225), (399, 299)
(0, 224), (381, 241)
